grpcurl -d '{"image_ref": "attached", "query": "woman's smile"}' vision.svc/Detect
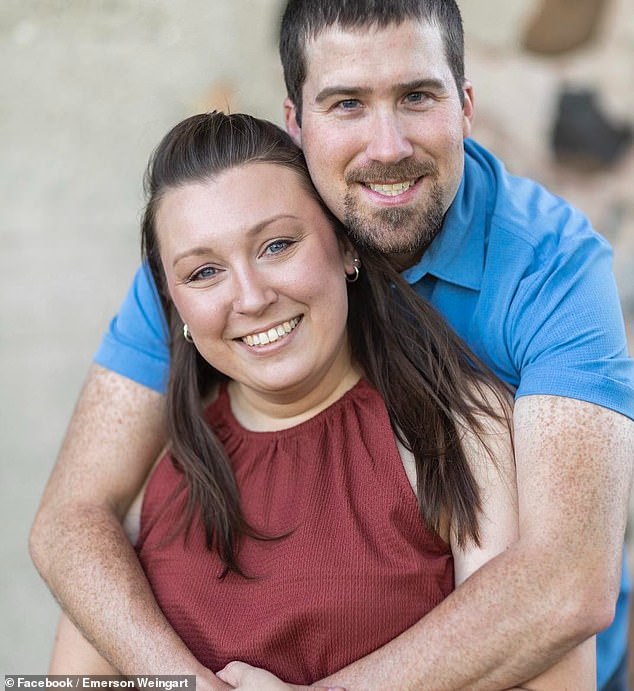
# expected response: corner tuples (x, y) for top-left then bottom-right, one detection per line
(238, 315), (302, 348)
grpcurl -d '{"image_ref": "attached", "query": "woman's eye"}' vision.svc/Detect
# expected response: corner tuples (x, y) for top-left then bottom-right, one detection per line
(263, 240), (292, 256)
(188, 265), (219, 282)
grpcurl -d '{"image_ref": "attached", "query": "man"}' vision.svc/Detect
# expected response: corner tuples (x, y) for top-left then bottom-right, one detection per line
(31, 1), (634, 689)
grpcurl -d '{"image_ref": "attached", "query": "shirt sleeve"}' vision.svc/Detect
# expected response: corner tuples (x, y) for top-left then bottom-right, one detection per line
(93, 263), (170, 393)
(508, 226), (634, 420)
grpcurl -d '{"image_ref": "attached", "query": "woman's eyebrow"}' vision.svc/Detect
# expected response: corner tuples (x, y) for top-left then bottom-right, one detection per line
(172, 213), (300, 267)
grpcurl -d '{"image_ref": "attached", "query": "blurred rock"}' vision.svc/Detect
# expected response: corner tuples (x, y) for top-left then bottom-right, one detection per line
(551, 87), (633, 172)
(522, 0), (609, 55)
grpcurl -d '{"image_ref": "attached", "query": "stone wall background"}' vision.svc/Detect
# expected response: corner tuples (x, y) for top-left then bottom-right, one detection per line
(1, 0), (632, 673)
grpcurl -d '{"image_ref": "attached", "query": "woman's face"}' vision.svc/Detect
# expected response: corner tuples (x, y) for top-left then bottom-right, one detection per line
(156, 162), (357, 405)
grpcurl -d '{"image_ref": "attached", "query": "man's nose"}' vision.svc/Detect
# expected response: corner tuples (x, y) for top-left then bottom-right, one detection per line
(231, 266), (278, 315)
(365, 111), (414, 164)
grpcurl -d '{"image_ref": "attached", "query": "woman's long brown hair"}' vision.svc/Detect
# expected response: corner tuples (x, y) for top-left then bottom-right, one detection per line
(141, 111), (512, 575)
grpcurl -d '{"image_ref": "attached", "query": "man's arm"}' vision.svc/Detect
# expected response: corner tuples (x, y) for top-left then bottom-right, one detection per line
(317, 395), (632, 690)
(49, 612), (120, 674)
(30, 365), (228, 690)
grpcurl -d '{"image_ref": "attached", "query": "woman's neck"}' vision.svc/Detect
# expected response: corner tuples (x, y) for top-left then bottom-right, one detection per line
(227, 361), (363, 432)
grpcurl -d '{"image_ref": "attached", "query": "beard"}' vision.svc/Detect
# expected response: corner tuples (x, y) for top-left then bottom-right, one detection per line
(343, 160), (446, 256)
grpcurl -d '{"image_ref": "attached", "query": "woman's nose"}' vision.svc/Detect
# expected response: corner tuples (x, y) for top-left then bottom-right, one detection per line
(231, 267), (278, 315)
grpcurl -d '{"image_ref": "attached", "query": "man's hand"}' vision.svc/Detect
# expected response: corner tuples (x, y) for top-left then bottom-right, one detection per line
(217, 661), (345, 691)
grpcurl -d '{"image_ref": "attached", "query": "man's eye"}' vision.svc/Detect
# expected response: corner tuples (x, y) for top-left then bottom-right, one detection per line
(404, 92), (427, 104)
(189, 265), (219, 281)
(336, 99), (361, 111)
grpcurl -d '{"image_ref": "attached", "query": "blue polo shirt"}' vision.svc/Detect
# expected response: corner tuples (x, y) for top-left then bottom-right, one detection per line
(95, 138), (634, 687)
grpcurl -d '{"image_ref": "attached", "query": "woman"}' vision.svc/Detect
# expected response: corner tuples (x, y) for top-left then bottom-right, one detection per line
(49, 112), (595, 690)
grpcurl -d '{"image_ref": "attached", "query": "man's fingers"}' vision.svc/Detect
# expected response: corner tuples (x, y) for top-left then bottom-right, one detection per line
(217, 660), (251, 685)
(216, 661), (345, 691)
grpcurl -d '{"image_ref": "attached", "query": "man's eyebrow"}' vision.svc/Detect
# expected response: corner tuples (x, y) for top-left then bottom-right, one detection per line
(314, 85), (367, 104)
(397, 78), (446, 93)
(172, 213), (299, 267)
(314, 78), (446, 104)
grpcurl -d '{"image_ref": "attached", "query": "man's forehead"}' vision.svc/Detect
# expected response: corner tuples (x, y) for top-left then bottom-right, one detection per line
(302, 18), (447, 86)
(302, 17), (442, 64)
(304, 16), (435, 48)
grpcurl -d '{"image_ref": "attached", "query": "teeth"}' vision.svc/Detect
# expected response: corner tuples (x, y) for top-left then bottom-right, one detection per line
(241, 317), (300, 347)
(367, 180), (415, 196)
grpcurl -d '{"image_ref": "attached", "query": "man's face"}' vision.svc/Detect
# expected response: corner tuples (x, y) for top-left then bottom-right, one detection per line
(285, 19), (473, 267)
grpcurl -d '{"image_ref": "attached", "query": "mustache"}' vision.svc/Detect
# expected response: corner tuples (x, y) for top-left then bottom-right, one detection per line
(345, 159), (438, 184)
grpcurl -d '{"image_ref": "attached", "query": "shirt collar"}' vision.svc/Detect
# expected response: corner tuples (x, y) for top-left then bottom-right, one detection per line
(401, 139), (493, 291)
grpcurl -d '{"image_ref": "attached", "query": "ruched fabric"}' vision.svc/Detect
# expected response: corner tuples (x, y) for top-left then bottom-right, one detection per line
(137, 379), (453, 684)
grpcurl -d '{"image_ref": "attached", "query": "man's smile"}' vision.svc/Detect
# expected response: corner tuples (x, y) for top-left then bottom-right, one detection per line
(365, 179), (420, 196)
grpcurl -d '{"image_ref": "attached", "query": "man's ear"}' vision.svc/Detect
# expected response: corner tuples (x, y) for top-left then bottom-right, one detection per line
(284, 97), (302, 147)
(462, 79), (475, 139)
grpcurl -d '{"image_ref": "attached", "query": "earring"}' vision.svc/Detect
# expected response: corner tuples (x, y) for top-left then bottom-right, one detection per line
(183, 324), (194, 343)
(345, 258), (361, 283)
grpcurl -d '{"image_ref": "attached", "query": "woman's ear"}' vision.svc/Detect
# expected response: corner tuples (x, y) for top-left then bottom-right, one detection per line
(340, 238), (359, 275)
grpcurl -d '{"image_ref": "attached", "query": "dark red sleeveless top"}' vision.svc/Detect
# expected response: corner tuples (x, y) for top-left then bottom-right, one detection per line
(136, 379), (453, 684)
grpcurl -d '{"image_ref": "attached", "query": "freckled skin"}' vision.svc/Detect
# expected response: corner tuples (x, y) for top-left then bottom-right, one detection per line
(514, 396), (632, 554)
